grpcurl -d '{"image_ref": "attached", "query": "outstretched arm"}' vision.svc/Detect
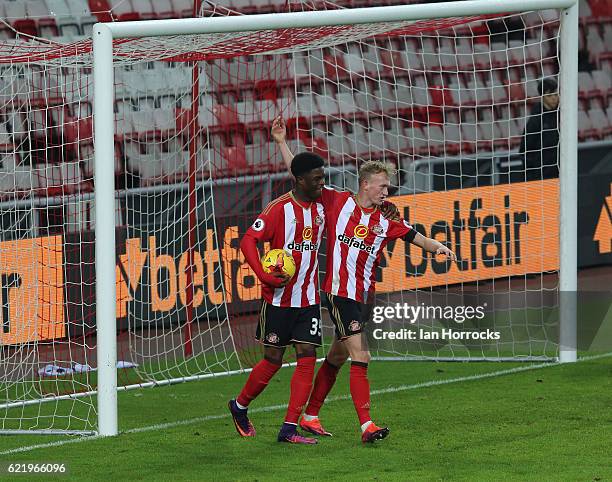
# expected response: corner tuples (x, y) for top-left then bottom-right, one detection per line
(411, 232), (457, 261)
(271, 116), (294, 176)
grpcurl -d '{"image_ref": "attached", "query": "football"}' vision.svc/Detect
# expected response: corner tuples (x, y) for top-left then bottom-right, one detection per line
(261, 249), (296, 279)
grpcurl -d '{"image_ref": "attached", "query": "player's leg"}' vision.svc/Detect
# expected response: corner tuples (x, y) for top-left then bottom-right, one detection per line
(299, 293), (356, 436)
(229, 301), (288, 437)
(300, 337), (348, 436)
(342, 331), (389, 443)
(278, 305), (321, 444)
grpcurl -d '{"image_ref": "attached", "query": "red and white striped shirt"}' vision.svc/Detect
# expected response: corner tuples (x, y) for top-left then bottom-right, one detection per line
(246, 191), (325, 308)
(319, 187), (416, 303)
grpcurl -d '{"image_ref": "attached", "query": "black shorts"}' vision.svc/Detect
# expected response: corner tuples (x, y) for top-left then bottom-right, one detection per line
(325, 293), (373, 340)
(256, 301), (322, 347)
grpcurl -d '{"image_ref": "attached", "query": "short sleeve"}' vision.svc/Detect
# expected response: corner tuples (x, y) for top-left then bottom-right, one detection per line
(387, 218), (417, 242)
(245, 210), (274, 242)
(318, 186), (343, 210)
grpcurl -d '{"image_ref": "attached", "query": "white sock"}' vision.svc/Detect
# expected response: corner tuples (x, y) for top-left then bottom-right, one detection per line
(303, 414), (318, 422)
(235, 400), (247, 410)
(361, 421), (373, 433)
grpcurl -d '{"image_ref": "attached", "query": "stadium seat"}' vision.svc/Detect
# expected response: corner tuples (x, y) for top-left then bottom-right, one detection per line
(195, 99), (215, 128)
(579, 0), (592, 17)
(367, 121), (386, 154)
(421, 37), (439, 72)
(26, 0), (53, 19)
(591, 70), (612, 100)
(295, 93), (316, 115)
(603, 23), (612, 45)
(506, 40), (524, 66)
(159, 151), (185, 181)
(606, 107), (612, 128)
(134, 96), (156, 111)
(4, 2), (28, 22)
(32, 164), (64, 196)
(411, 82), (431, 108)
(588, 108), (610, 138)
(460, 123), (478, 154)
(63, 114), (93, 145)
(234, 101), (255, 124)
(437, 47), (457, 72)
(217, 144), (248, 175)
(0, 122), (12, 147)
(245, 142), (281, 170)
(109, 0), (140, 21)
(128, 155), (164, 185)
(402, 50), (424, 72)
(142, 70), (171, 94)
(324, 52), (347, 79)
(315, 92), (339, 117)
(394, 83), (412, 109)
(360, 45), (381, 75)
(472, 43), (492, 70)
(158, 94), (176, 110)
(455, 38), (476, 70)
(228, 0), (253, 13)
(212, 104), (241, 128)
(344, 53), (366, 75)
(153, 108), (177, 132)
(132, 0), (156, 19)
(170, 0), (192, 17)
(150, 0), (174, 17)
(59, 161), (84, 193)
(0, 155), (18, 196)
(129, 110), (156, 134)
(254, 99), (278, 124)
(478, 121), (497, 151)
(293, 56), (310, 78)
(348, 124), (370, 156)
(65, 0), (92, 16)
(578, 109), (596, 140)
(6, 111), (26, 142)
(578, 71), (595, 99)
(46, 0), (71, 17)
(325, 130), (345, 160)
(276, 97), (297, 119)
(404, 127), (429, 156)
(586, 25), (605, 63)
(376, 82), (397, 111)
(353, 91), (379, 113)
(336, 92), (359, 115)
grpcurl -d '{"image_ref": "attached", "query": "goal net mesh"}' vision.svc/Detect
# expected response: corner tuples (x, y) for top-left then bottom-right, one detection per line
(0, 2), (561, 433)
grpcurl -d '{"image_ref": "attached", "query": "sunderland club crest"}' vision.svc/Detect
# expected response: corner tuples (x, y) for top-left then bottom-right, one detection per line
(266, 333), (279, 344)
(349, 320), (361, 332)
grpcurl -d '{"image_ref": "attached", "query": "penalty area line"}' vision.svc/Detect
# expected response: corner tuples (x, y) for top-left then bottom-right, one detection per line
(1, 351), (610, 456)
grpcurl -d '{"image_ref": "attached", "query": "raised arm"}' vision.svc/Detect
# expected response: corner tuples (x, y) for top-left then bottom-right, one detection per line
(271, 116), (294, 176)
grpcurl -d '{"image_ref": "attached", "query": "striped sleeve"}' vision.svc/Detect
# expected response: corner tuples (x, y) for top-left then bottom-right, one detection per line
(387, 218), (417, 242)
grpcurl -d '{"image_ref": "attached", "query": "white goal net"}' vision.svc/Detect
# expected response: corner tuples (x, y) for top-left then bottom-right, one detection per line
(0, 1), (572, 434)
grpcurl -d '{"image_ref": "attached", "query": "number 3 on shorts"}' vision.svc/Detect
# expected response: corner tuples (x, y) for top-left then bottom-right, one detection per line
(310, 317), (321, 336)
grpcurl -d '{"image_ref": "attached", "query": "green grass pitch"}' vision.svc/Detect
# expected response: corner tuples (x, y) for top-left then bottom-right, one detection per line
(1, 356), (611, 481)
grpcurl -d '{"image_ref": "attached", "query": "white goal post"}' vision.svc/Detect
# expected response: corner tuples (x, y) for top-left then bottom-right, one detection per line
(89, 0), (579, 437)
